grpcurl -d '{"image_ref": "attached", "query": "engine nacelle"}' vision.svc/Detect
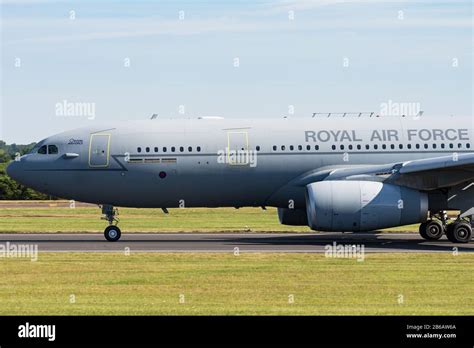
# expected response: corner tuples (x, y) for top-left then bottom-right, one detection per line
(278, 208), (308, 226)
(305, 181), (428, 232)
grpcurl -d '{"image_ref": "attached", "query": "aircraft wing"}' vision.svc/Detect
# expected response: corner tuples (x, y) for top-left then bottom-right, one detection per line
(297, 153), (474, 191)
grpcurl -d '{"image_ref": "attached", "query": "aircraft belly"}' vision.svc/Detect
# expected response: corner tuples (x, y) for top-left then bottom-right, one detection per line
(54, 170), (290, 208)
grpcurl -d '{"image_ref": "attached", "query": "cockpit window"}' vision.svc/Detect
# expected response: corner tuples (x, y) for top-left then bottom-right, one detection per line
(48, 145), (59, 154)
(38, 145), (47, 154)
(37, 144), (59, 155)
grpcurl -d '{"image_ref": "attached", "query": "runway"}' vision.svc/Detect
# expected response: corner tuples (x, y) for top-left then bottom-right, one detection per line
(0, 232), (473, 253)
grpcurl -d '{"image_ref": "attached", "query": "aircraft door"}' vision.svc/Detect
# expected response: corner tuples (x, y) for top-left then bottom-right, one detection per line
(89, 133), (111, 167)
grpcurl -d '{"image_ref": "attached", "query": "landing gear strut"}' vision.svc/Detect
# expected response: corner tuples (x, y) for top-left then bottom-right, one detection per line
(101, 205), (121, 242)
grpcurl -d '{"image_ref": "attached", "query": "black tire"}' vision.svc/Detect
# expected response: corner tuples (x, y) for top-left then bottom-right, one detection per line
(418, 222), (427, 235)
(446, 223), (455, 237)
(446, 222), (472, 243)
(104, 225), (121, 242)
(419, 220), (444, 241)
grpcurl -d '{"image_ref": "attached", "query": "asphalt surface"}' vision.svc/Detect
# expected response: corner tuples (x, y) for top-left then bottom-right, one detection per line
(0, 232), (473, 253)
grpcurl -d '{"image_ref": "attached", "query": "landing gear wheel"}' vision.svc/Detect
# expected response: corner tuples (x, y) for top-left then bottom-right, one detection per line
(420, 220), (444, 241)
(446, 222), (472, 244)
(104, 225), (121, 242)
(446, 223), (455, 237)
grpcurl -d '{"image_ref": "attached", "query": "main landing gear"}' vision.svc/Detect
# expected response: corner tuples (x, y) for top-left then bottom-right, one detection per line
(419, 211), (472, 244)
(101, 205), (121, 242)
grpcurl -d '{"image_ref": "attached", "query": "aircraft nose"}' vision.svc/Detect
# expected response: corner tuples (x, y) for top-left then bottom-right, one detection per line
(6, 161), (22, 183)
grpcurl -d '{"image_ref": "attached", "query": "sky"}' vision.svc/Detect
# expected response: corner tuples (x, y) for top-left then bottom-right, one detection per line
(0, 0), (472, 144)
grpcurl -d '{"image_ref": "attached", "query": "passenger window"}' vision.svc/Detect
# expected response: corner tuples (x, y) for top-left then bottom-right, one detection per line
(163, 147), (167, 152)
(306, 145), (311, 151)
(154, 147), (158, 153)
(315, 145), (319, 150)
(171, 147), (176, 152)
(298, 145), (302, 151)
(197, 146), (201, 152)
(137, 147), (142, 153)
(273, 146), (277, 151)
(38, 145), (47, 154)
(48, 145), (59, 154)
(289, 145), (294, 151)
(188, 146), (192, 152)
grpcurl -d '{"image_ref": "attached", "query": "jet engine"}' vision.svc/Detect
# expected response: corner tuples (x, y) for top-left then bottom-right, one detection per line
(305, 181), (428, 232)
(277, 208), (308, 226)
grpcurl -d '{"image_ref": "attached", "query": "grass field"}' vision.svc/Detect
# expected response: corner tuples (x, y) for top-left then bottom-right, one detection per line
(0, 201), (469, 316)
(0, 204), (420, 233)
(0, 206), (308, 233)
(0, 252), (472, 315)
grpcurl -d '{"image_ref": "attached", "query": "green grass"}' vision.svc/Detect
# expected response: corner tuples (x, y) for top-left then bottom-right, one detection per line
(0, 206), (420, 233)
(0, 207), (310, 233)
(0, 253), (472, 315)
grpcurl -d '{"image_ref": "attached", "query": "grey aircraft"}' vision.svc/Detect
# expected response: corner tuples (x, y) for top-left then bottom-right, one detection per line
(6, 113), (474, 242)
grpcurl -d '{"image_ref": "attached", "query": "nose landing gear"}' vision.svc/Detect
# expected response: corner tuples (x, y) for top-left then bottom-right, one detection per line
(104, 225), (121, 242)
(101, 205), (121, 242)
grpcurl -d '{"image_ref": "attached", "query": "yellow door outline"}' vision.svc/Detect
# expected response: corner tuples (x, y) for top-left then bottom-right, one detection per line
(89, 133), (111, 168)
(227, 131), (249, 166)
